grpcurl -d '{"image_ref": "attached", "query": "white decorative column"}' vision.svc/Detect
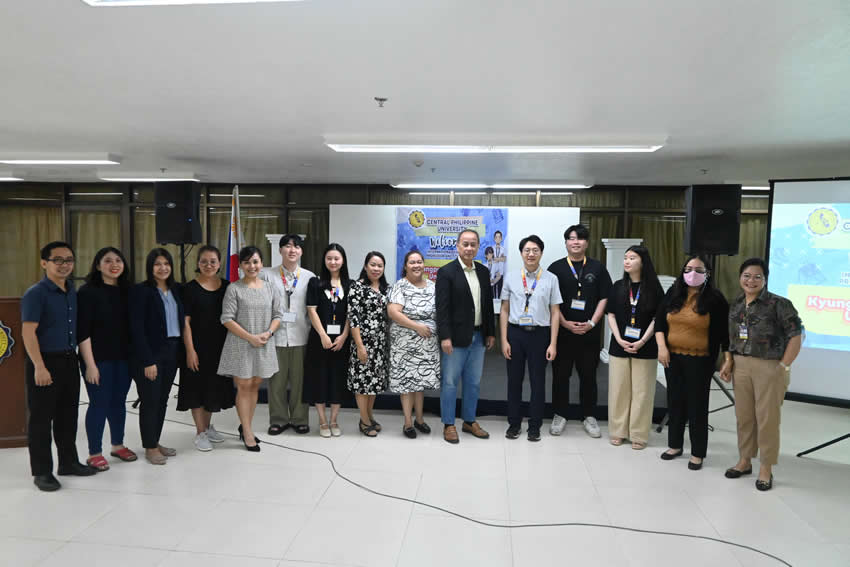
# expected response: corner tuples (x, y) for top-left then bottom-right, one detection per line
(266, 234), (283, 267)
(600, 238), (643, 359)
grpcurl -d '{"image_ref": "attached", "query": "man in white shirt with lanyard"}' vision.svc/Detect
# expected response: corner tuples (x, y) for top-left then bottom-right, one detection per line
(260, 234), (315, 435)
(500, 235), (562, 441)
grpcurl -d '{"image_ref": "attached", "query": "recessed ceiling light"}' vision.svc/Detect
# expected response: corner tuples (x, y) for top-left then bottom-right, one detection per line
(328, 143), (663, 154)
(82, 0), (303, 6)
(0, 153), (120, 165)
(98, 170), (198, 182)
(392, 183), (489, 190)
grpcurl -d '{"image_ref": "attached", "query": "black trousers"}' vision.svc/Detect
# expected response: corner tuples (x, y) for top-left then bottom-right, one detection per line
(551, 329), (600, 418)
(135, 339), (179, 449)
(665, 353), (715, 458)
(26, 351), (81, 476)
(506, 325), (550, 430)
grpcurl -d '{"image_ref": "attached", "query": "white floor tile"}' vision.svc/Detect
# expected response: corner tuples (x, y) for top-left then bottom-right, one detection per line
(511, 526), (631, 565)
(0, 536), (64, 566)
(508, 481), (609, 524)
(177, 499), (311, 559)
(0, 488), (124, 541)
(396, 513), (512, 567)
(415, 472), (509, 521)
(317, 469), (421, 515)
(284, 507), (409, 567)
(37, 542), (169, 567)
(71, 493), (219, 549)
(161, 551), (279, 567)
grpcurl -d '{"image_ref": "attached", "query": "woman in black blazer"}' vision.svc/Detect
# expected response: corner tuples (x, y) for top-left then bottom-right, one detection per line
(130, 248), (185, 465)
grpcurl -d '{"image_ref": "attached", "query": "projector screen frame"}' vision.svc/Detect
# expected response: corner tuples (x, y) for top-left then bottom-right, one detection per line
(766, 176), (850, 409)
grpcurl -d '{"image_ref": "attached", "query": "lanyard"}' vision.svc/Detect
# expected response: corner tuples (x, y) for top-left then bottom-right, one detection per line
(330, 285), (341, 323)
(521, 268), (542, 313)
(567, 257), (586, 297)
(629, 284), (641, 326)
(280, 267), (300, 298)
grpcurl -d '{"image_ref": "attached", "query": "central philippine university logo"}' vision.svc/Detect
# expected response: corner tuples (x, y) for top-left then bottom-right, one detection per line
(408, 209), (426, 229)
(0, 321), (14, 365)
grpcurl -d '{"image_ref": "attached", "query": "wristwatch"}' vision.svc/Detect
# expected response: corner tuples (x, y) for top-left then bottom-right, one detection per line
(778, 361), (791, 372)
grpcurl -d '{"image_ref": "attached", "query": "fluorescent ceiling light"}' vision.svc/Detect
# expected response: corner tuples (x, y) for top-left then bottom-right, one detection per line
(69, 192), (123, 196)
(328, 144), (662, 154)
(393, 183), (489, 190)
(210, 193), (266, 198)
(454, 192), (487, 195)
(99, 170), (198, 182)
(82, 0), (303, 6)
(540, 192), (574, 196)
(490, 183), (590, 189)
(492, 192), (538, 196)
(1, 153), (120, 165)
(393, 183), (589, 190)
(408, 192), (450, 196)
(742, 186), (770, 190)
(0, 177), (24, 182)
(0, 170), (23, 181)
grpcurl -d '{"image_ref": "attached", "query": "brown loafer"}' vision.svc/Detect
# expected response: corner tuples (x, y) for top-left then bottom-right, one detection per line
(443, 425), (459, 444)
(461, 421), (490, 439)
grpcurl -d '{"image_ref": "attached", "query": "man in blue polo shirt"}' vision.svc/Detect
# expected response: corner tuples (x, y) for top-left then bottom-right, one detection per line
(21, 241), (96, 492)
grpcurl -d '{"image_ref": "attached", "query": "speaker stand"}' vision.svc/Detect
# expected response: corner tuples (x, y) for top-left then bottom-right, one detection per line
(179, 243), (187, 283)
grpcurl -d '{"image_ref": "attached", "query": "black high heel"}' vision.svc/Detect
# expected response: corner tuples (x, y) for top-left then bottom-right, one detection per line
(238, 425), (261, 452)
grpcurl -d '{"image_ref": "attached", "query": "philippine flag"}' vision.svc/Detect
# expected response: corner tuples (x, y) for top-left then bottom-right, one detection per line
(226, 185), (244, 281)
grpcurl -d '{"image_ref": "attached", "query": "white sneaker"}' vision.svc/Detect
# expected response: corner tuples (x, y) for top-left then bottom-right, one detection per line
(583, 417), (602, 438)
(205, 425), (225, 443)
(549, 414), (567, 436)
(194, 432), (213, 452)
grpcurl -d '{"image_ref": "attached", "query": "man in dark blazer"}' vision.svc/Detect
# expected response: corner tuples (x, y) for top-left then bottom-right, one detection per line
(436, 229), (496, 444)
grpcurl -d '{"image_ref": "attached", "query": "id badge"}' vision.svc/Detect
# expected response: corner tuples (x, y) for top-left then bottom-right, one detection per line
(326, 324), (341, 335)
(738, 325), (748, 340)
(281, 312), (297, 323)
(571, 299), (586, 311)
(624, 326), (641, 339)
(519, 315), (533, 326)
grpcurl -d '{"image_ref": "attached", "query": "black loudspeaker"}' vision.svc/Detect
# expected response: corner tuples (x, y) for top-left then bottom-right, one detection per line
(684, 184), (742, 255)
(155, 182), (202, 244)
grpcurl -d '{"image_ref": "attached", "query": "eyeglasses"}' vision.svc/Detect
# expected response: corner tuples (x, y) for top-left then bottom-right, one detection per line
(683, 267), (707, 274)
(521, 248), (541, 255)
(46, 257), (75, 266)
(741, 273), (764, 281)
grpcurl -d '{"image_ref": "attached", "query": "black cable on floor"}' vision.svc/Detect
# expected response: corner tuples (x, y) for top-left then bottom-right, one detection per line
(127, 410), (793, 567)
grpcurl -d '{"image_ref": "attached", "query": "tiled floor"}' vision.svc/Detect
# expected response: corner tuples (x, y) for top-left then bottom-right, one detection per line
(0, 387), (848, 567)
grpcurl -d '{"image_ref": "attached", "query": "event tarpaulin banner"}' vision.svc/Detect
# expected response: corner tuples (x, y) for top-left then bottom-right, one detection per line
(395, 207), (508, 295)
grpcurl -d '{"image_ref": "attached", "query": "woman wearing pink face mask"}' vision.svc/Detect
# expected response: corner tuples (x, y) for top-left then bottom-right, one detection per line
(654, 255), (731, 470)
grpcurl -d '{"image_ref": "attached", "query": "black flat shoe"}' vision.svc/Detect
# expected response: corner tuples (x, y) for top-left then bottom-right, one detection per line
(403, 426), (417, 439)
(527, 429), (541, 442)
(267, 423), (289, 436)
(33, 474), (61, 492)
(688, 459), (703, 471)
(505, 425), (520, 440)
(413, 420), (431, 434)
(57, 462), (97, 476)
(756, 475), (774, 491)
(725, 466), (753, 479)
(293, 424), (310, 434)
(660, 449), (683, 461)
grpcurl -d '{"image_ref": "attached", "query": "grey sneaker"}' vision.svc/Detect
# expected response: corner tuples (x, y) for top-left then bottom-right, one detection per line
(549, 414), (567, 436)
(206, 425), (225, 443)
(583, 416), (602, 438)
(194, 432), (212, 452)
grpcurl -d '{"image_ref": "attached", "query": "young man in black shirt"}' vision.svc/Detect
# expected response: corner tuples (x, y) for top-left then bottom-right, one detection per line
(547, 224), (612, 438)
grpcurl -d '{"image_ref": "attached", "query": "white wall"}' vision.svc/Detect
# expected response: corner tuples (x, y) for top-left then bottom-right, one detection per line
(329, 204), (581, 282)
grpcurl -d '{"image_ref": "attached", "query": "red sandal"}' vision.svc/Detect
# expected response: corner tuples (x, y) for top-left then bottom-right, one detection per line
(109, 447), (138, 462)
(86, 455), (110, 471)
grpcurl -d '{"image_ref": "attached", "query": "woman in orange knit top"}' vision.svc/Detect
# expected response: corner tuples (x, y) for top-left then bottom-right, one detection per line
(654, 255), (731, 470)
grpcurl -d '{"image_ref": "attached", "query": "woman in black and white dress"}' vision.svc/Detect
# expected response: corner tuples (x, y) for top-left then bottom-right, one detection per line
(388, 250), (440, 438)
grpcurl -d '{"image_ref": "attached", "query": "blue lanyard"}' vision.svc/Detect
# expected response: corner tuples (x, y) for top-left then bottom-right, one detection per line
(567, 257), (586, 297)
(629, 284), (641, 326)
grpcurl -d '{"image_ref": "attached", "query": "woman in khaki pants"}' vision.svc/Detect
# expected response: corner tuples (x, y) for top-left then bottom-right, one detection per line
(606, 245), (664, 450)
(720, 258), (802, 491)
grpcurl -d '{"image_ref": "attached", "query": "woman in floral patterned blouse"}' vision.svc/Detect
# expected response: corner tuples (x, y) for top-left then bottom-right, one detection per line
(348, 251), (390, 437)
